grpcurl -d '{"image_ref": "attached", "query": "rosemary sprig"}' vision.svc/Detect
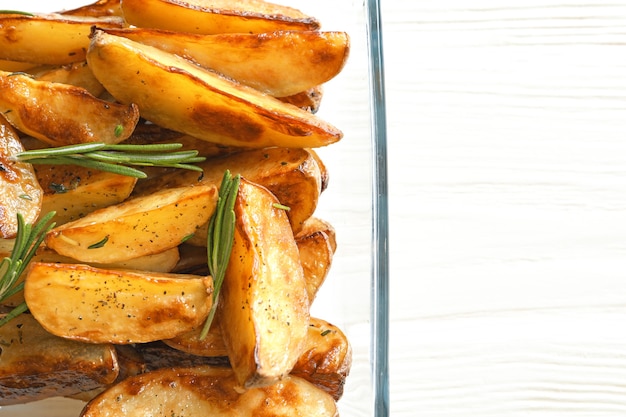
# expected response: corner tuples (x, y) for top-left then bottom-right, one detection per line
(0, 211), (56, 327)
(199, 170), (240, 340)
(13, 142), (206, 178)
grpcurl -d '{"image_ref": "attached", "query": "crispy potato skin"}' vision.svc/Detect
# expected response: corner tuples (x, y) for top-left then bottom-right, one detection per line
(0, 115), (42, 238)
(25, 262), (213, 344)
(81, 366), (338, 417)
(0, 314), (119, 405)
(219, 179), (310, 388)
(87, 31), (342, 149)
(0, 71), (139, 146)
(121, 0), (320, 34)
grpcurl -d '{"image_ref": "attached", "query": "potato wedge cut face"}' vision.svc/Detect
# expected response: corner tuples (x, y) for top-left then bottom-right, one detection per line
(86, 30), (342, 148)
(81, 366), (338, 417)
(219, 179), (310, 388)
(0, 71), (139, 146)
(0, 115), (42, 238)
(45, 185), (217, 263)
(25, 262), (213, 344)
(0, 313), (118, 405)
(121, 0), (320, 34)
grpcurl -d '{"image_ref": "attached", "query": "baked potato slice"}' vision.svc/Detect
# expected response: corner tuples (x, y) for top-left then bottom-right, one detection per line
(219, 178), (310, 388)
(0, 313), (118, 405)
(35, 164), (137, 225)
(0, 71), (139, 146)
(120, 0), (320, 35)
(24, 262), (213, 344)
(101, 28), (349, 97)
(81, 366), (338, 417)
(45, 184), (217, 263)
(0, 114), (43, 238)
(279, 85), (324, 113)
(86, 30), (343, 149)
(0, 13), (123, 65)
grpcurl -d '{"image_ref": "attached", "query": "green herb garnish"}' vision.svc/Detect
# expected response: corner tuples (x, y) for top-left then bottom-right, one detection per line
(0, 211), (56, 327)
(0, 10), (34, 16)
(13, 142), (206, 178)
(199, 170), (240, 340)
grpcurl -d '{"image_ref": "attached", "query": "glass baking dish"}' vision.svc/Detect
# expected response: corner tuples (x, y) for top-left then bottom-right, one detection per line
(0, 0), (389, 415)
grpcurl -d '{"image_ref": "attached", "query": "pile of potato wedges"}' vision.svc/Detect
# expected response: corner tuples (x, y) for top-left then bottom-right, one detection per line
(0, 0), (352, 415)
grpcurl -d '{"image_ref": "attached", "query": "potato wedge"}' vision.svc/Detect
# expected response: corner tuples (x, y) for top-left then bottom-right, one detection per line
(86, 30), (343, 148)
(25, 262), (213, 344)
(0, 313), (119, 405)
(292, 318), (352, 401)
(219, 178), (309, 388)
(0, 71), (139, 146)
(296, 216), (337, 253)
(0, 59), (36, 72)
(81, 366), (338, 417)
(32, 61), (106, 97)
(45, 184), (217, 263)
(0, 114), (42, 238)
(35, 164), (137, 225)
(0, 13), (123, 65)
(134, 147), (323, 236)
(121, 0), (320, 35)
(101, 28), (349, 97)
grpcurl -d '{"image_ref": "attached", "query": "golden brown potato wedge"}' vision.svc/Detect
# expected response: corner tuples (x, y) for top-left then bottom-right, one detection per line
(292, 318), (352, 401)
(0, 313), (119, 405)
(0, 247), (180, 308)
(45, 184), (217, 263)
(25, 262), (213, 344)
(81, 366), (338, 417)
(134, 147), (323, 235)
(0, 71), (139, 146)
(0, 13), (124, 65)
(32, 61), (106, 97)
(61, 0), (123, 17)
(219, 178), (310, 388)
(86, 30), (343, 149)
(35, 164), (137, 225)
(121, 0), (320, 35)
(0, 114), (43, 238)
(101, 28), (349, 97)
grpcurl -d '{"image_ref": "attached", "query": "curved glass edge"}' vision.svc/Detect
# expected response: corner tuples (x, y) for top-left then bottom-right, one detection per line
(365, 0), (390, 416)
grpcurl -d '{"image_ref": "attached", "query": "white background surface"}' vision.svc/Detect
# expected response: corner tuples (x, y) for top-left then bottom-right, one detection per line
(3, 0), (626, 416)
(383, 1), (626, 416)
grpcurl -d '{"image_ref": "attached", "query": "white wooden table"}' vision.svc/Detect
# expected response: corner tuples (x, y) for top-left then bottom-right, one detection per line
(383, 1), (626, 416)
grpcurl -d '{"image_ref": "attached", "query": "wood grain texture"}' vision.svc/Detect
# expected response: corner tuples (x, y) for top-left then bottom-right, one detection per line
(384, 1), (626, 416)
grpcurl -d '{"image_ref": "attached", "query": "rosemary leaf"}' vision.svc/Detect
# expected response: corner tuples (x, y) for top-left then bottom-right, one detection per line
(199, 170), (240, 340)
(0, 211), (56, 327)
